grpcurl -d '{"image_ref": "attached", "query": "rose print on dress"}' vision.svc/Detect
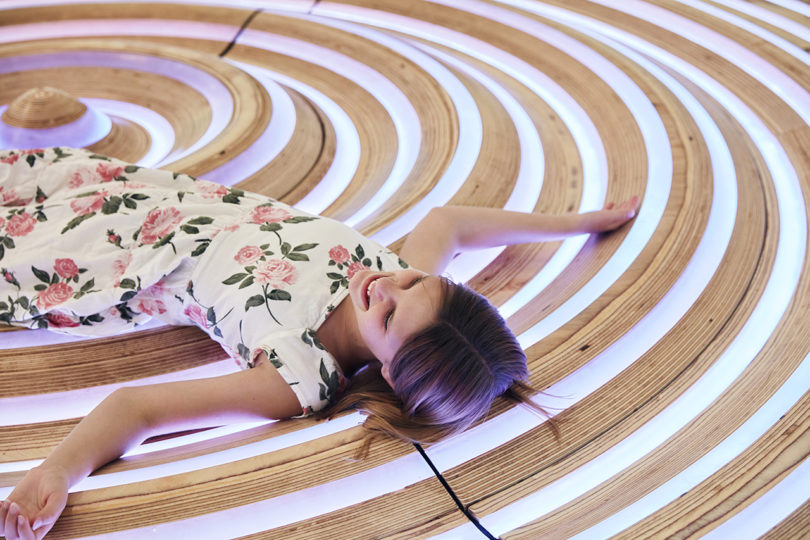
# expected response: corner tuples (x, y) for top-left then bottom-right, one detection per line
(250, 205), (292, 225)
(6, 212), (37, 237)
(139, 207), (183, 244)
(184, 280), (232, 338)
(234, 245), (262, 265)
(326, 243), (373, 294)
(252, 259), (297, 288)
(29, 259), (100, 321)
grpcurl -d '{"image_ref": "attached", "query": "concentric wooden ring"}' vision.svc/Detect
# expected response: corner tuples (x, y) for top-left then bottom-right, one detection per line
(0, 1), (808, 538)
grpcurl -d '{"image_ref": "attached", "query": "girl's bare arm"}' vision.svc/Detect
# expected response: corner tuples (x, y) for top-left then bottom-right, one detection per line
(399, 196), (639, 274)
(0, 354), (298, 540)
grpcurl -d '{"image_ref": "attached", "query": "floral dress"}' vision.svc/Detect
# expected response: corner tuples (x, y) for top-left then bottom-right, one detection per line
(0, 147), (407, 414)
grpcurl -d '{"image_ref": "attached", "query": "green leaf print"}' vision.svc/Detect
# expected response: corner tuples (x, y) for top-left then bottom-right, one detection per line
(245, 295), (265, 311)
(191, 241), (210, 257)
(88, 154), (111, 161)
(222, 273), (248, 285)
(31, 266), (51, 284)
(180, 225), (199, 234)
(26, 154), (36, 167)
(53, 147), (72, 162)
(123, 197), (137, 210)
(238, 276), (254, 289)
(283, 216), (317, 224)
(3, 237), (14, 249)
(260, 223), (282, 233)
(61, 213), (95, 234)
(119, 278), (136, 289)
(266, 289), (291, 302)
(187, 217), (214, 225)
(124, 165), (140, 173)
(285, 252), (309, 262)
(102, 196), (122, 215)
(80, 278), (96, 293)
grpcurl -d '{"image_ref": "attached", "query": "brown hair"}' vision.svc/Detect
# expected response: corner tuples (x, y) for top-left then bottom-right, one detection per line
(322, 278), (552, 455)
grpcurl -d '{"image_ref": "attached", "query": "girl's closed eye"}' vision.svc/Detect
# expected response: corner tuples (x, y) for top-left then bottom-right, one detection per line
(384, 310), (394, 330)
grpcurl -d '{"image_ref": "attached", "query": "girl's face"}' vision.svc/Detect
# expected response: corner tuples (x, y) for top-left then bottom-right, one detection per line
(348, 268), (442, 384)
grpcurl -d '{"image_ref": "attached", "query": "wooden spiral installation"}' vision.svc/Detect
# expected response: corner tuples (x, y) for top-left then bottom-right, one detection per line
(1, 1), (808, 538)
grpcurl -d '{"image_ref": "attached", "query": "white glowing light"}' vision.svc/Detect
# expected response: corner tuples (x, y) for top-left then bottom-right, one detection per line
(0, 0), (314, 9)
(0, 319), (163, 349)
(280, 14), (424, 228)
(202, 63), (297, 186)
(312, 4), (603, 249)
(433, 2), (806, 536)
(0, 413), (365, 500)
(252, 68), (360, 215)
(414, 43), (545, 284)
(703, 448), (810, 539)
(766, 0), (810, 17)
(86, 99), (174, 166)
(697, 0), (810, 42)
(589, 0), (810, 126)
(0, 361), (236, 426)
(0, 101), (110, 148)
(235, 29), (414, 216)
(0, 47), (234, 166)
(576, 355), (810, 539)
(428, 0), (671, 316)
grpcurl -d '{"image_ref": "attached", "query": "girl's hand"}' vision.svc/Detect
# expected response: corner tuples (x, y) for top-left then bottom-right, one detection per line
(587, 195), (640, 233)
(0, 465), (69, 540)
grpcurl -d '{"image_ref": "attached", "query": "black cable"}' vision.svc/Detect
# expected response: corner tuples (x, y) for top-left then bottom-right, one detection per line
(413, 442), (498, 540)
(219, 9), (263, 57)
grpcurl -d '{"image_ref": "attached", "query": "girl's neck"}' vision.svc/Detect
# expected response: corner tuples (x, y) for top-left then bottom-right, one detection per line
(316, 296), (374, 377)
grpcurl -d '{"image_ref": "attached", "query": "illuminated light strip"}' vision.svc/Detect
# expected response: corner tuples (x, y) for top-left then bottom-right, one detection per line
(278, 15), (428, 229)
(0, 412), (364, 499)
(413, 42), (545, 283)
(702, 0), (810, 42)
(0, 317), (168, 349)
(0, 420), (270, 474)
(0, 0), (314, 10)
(436, 4), (806, 537)
(703, 445), (810, 539)
(86, 98), (174, 166)
(242, 65), (360, 216)
(588, 0), (810, 126)
(766, 0), (810, 18)
(201, 64), (297, 186)
(0, 46), (234, 164)
(426, 0), (670, 315)
(0, 361), (236, 426)
(0, 102), (111, 148)
(674, 0), (810, 69)
(576, 354), (810, 539)
(235, 28), (413, 215)
(312, 5), (602, 249)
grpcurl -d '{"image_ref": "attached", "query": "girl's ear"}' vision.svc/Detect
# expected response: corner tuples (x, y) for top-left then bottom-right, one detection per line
(381, 364), (392, 387)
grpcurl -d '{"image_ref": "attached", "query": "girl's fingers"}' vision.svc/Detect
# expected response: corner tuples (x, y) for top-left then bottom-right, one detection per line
(5, 502), (20, 540)
(17, 514), (36, 540)
(0, 501), (7, 536)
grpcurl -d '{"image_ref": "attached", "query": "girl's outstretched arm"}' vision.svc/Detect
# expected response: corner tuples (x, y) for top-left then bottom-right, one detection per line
(0, 354), (298, 540)
(399, 196), (639, 274)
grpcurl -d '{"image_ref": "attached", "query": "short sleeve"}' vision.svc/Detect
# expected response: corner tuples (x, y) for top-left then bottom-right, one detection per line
(252, 329), (346, 417)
